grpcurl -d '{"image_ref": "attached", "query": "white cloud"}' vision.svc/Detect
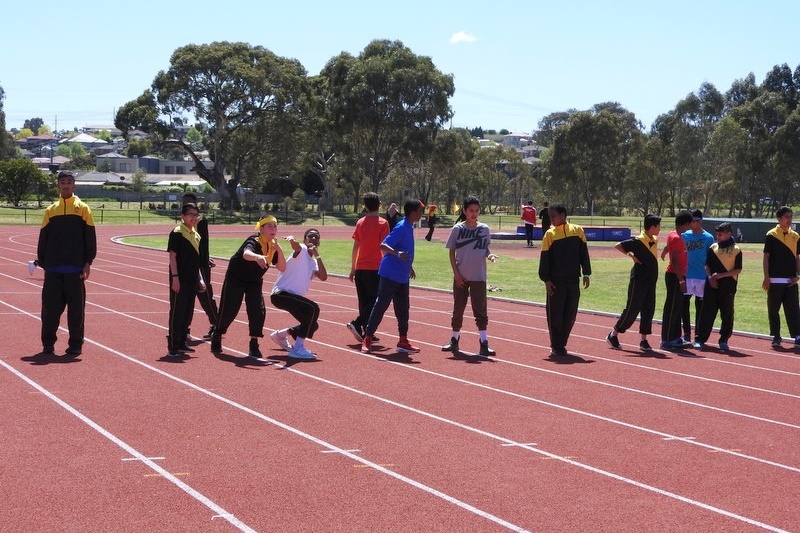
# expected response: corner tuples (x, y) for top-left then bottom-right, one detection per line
(449, 31), (477, 44)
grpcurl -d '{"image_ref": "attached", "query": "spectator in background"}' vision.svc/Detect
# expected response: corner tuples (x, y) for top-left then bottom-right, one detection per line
(520, 201), (537, 247)
(424, 204), (438, 241)
(540, 201), (551, 233)
(385, 202), (401, 230)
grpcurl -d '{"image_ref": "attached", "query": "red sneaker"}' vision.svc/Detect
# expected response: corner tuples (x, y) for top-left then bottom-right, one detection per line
(396, 339), (420, 353)
(361, 335), (373, 354)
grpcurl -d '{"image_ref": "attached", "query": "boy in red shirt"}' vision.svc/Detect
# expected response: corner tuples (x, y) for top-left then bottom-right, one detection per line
(660, 210), (693, 350)
(347, 192), (390, 342)
(520, 201), (537, 247)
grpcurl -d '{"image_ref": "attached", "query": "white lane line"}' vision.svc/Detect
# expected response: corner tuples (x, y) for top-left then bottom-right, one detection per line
(280, 366), (792, 533)
(0, 359), (257, 533)
(0, 301), (530, 533)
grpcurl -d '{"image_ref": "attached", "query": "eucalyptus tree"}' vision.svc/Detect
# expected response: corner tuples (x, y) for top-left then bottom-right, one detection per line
(706, 116), (747, 216)
(319, 39), (454, 207)
(548, 104), (642, 215)
(465, 145), (522, 214)
(115, 42), (308, 209)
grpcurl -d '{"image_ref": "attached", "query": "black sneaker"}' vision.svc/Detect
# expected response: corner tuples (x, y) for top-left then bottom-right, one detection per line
(606, 332), (621, 349)
(203, 326), (216, 339)
(441, 337), (459, 352)
(639, 340), (652, 352)
(549, 347), (568, 357)
(479, 340), (496, 357)
(178, 344), (195, 353)
(210, 336), (222, 353)
(65, 346), (82, 357)
(42, 345), (55, 355)
(249, 338), (263, 358)
(772, 336), (782, 347)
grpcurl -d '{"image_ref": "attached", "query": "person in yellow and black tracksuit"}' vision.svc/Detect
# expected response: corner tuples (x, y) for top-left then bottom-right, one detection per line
(761, 205), (800, 348)
(37, 171), (97, 357)
(605, 215), (661, 352)
(694, 222), (742, 352)
(167, 203), (204, 358)
(538, 204), (591, 358)
(210, 216), (287, 359)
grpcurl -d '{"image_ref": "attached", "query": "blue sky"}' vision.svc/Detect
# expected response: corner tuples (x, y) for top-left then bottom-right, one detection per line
(2, 1), (798, 134)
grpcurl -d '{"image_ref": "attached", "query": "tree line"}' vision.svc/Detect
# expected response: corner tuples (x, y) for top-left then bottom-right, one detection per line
(3, 41), (800, 218)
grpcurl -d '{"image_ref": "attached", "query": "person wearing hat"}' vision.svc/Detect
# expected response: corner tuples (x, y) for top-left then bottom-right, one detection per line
(210, 216), (286, 359)
(36, 170), (97, 356)
(606, 214), (661, 352)
(681, 209), (714, 344)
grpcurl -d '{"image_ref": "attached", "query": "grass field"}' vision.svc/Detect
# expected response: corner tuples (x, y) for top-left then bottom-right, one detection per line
(121, 233), (771, 338)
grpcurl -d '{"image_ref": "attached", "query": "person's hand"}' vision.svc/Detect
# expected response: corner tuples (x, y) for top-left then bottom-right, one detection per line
(198, 279), (207, 292)
(454, 271), (466, 288)
(349, 268), (356, 282)
(545, 280), (555, 296)
(583, 276), (590, 289)
(171, 277), (180, 293)
(488, 254), (498, 263)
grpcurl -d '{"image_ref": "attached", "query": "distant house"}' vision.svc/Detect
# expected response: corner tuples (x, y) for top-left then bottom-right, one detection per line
(59, 132), (107, 150)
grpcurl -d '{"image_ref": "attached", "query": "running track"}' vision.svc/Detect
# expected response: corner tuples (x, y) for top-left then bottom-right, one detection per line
(1, 224), (798, 532)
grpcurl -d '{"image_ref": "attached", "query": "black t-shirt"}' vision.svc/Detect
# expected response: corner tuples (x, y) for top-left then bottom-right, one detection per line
(225, 234), (278, 283)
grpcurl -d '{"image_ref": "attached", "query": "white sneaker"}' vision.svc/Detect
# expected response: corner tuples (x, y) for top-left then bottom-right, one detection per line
(289, 345), (316, 360)
(270, 330), (292, 351)
(28, 261), (36, 275)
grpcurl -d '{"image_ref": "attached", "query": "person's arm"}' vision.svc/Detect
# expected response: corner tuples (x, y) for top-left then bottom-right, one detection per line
(762, 252), (771, 291)
(449, 248), (465, 287)
(169, 250), (180, 293)
(349, 240), (359, 282)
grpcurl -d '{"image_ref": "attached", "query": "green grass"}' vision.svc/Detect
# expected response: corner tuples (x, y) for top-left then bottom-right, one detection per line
(121, 235), (771, 337)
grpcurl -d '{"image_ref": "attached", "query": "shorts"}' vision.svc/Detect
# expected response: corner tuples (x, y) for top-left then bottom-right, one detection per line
(684, 278), (705, 298)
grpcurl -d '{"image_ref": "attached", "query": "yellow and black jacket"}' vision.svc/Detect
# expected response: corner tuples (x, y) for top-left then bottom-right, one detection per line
(37, 195), (97, 273)
(539, 222), (592, 283)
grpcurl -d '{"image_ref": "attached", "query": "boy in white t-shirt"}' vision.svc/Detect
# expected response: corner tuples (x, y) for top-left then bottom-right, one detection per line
(441, 196), (498, 357)
(270, 229), (328, 360)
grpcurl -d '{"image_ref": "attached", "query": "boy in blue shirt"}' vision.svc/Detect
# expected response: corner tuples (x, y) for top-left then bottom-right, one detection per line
(361, 200), (425, 354)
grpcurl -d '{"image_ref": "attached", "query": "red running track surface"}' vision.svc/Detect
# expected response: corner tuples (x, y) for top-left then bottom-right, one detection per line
(0, 224), (798, 532)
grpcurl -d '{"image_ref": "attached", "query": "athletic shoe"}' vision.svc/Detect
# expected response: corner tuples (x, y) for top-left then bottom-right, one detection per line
(65, 346), (82, 357)
(682, 338), (694, 347)
(167, 352), (182, 358)
(795, 337), (800, 347)
(178, 344), (195, 353)
(718, 340), (729, 351)
(692, 341), (705, 350)
(660, 339), (684, 351)
(683, 334), (691, 343)
(441, 337), (459, 352)
(210, 336), (222, 353)
(203, 326), (216, 339)
(772, 336), (782, 347)
(639, 340), (652, 352)
(479, 340), (496, 357)
(606, 332), (621, 349)
(346, 321), (364, 343)
(42, 345), (55, 355)
(270, 330), (292, 351)
(396, 339), (420, 353)
(289, 345), (317, 360)
(27, 260), (36, 275)
(549, 347), (568, 357)
(248, 338), (263, 358)
(361, 335), (373, 354)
